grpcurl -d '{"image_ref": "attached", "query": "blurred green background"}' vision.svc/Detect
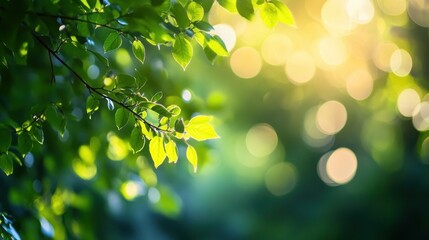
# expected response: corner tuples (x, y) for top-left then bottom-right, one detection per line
(2, 0), (429, 239)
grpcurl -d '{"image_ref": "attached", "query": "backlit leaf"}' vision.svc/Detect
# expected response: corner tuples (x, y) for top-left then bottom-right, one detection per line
(272, 0), (296, 27)
(0, 127), (11, 152)
(139, 121), (154, 140)
(30, 126), (44, 144)
(187, 2), (204, 22)
(260, 2), (278, 29)
(186, 145), (198, 172)
(151, 104), (172, 117)
(172, 34), (193, 70)
(217, 0), (237, 12)
(185, 115), (220, 141)
(103, 32), (122, 52)
(165, 140), (178, 163)
(86, 95), (99, 115)
(149, 135), (166, 168)
(0, 153), (13, 176)
(132, 39), (146, 64)
(205, 33), (229, 56)
(130, 128), (145, 153)
(236, 0), (254, 20)
(115, 108), (129, 130)
(18, 132), (33, 154)
(171, 2), (190, 29)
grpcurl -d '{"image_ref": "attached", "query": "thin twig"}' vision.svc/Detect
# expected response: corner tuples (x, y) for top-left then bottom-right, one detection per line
(48, 52), (56, 84)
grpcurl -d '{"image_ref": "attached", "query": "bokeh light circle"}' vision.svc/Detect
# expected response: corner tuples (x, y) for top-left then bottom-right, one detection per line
(230, 47), (262, 79)
(319, 36), (347, 66)
(265, 162), (297, 196)
(346, 69), (374, 100)
(346, 0), (375, 24)
(326, 148), (358, 185)
(321, 0), (356, 35)
(390, 49), (413, 77)
(316, 101), (348, 135)
(397, 88), (420, 117)
(408, 0), (429, 27)
(261, 34), (293, 66)
(285, 51), (316, 84)
(377, 0), (407, 16)
(246, 123), (278, 158)
(213, 24), (237, 52)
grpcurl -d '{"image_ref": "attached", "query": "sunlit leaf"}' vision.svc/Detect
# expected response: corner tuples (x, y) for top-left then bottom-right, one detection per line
(86, 95), (99, 115)
(149, 135), (166, 168)
(186, 145), (198, 172)
(130, 128), (145, 153)
(165, 140), (178, 163)
(260, 2), (278, 28)
(172, 34), (193, 70)
(194, 21), (214, 32)
(217, 0), (237, 12)
(151, 92), (163, 102)
(151, 104), (172, 117)
(116, 74), (136, 88)
(139, 121), (154, 140)
(171, 2), (190, 29)
(103, 32), (122, 52)
(167, 105), (181, 117)
(185, 115), (220, 141)
(0, 153), (13, 176)
(187, 2), (204, 22)
(18, 131), (33, 155)
(115, 108), (129, 130)
(0, 127), (11, 152)
(272, 0), (296, 27)
(205, 33), (229, 56)
(236, 0), (254, 20)
(132, 39), (146, 64)
(194, 31), (206, 47)
(30, 126), (44, 144)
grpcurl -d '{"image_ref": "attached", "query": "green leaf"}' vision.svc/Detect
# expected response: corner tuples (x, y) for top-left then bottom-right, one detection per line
(217, 0), (237, 12)
(165, 140), (178, 163)
(186, 145), (198, 172)
(194, 31), (206, 47)
(30, 126), (44, 144)
(0, 153), (13, 176)
(89, 50), (109, 67)
(149, 135), (166, 168)
(260, 2), (279, 28)
(205, 33), (229, 56)
(103, 32), (122, 53)
(18, 132), (33, 154)
(86, 95), (100, 115)
(115, 108), (129, 130)
(194, 21), (214, 32)
(151, 92), (163, 102)
(172, 34), (193, 70)
(171, 2), (190, 29)
(187, 2), (204, 22)
(116, 74), (136, 88)
(0, 127), (12, 153)
(77, 22), (91, 36)
(139, 122), (154, 140)
(130, 128), (146, 153)
(8, 151), (22, 166)
(185, 115), (220, 141)
(175, 118), (185, 133)
(272, 0), (296, 27)
(167, 105), (181, 117)
(132, 40), (146, 64)
(45, 105), (66, 135)
(151, 104), (173, 117)
(236, 0), (254, 20)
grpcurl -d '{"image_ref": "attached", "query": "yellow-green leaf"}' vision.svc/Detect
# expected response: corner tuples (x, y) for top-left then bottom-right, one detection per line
(139, 121), (153, 140)
(187, 2), (204, 22)
(186, 145), (198, 172)
(149, 136), (166, 168)
(132, 39), (146, 64)
(0, 153), (13, 176)
(260, 2), (278, 29)
(172, 33), (193, 70)
(103, 32), (122, 53)
(185, 115), (220, 141)
(272, 0), (296, 27)
(165, 140), (178, 163)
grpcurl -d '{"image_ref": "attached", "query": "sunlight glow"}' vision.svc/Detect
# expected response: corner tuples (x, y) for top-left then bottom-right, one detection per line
(72, 158), (97, 180)
(261, 34), (293, 66)
(182, 89), (192, 102)
(316, 101), (348, 135)
(87, 65), (100, 79)
(213, 24), (236, 52)
(408, 0), (429, 27)
(346, 69), (373, 100)
(120, 181), (144, 201)
(377, 0), (407, 16)
(115, 48), (131, 67)
(230, 47), (262, 79)
(321, 0), (356, 35)
(107, 133), (129, 161)
(246, 123), (278, 158)
(390, 49), (413, 77)
(412, 102), (429, 131)
(303, 107), (334, 148)
(397, 88), (420, 117)
(346, 0), (375, 24)
(265, 162), (297, 196)
(373, 42), (399, 72)
(318, 36), (347, 66)
(285, 51), (316, 84)
(326, 148), (358, 185)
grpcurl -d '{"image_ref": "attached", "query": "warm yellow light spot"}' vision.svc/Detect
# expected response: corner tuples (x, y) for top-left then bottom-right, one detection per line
(373, 42), (399, 72)
(120, 181), (142, 201)
(115, 48), (131, 67)
(390, 49), (413, 77)
(230, 47), (262, 79)
(397, 88), (420, 117)
(412, 102), (429, 131)
(246, 123), (278, 157)
(316, 101), (347, 135)
(321, 0), (356, 35)
(265, 162), (297, 196)
(107, 133), (129, 161)
(104, 77), (113, 86)
(319, 36), (347, 66)
(347, 0), (375, 24)
(303, 108), (334, 148)
(72, 158), (97, 180)
(326, 148), (358, 185)
(408, 0), (429, 27)
(285, 51), (316, 84)
(377, 0), (407, 16)
(213, 24), (236, 52)
(78, 145), (95, 164)
(19, 42), (29, 57)
(261, 34), (293, 66)
(346, 69), (373, 100)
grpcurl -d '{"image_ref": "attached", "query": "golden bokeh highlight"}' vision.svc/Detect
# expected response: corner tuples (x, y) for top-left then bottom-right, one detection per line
(261, 34), (293, 66)
(265, 162), (297, 196)
(377, 0), (407, 16)
(213, 24), (237, 52)
(390, 49), (413, 77)
(346, 69), (374, 100)
(321, 0), (356, 35)
(407, 0), (429, 27)
(230, 47), (262, 79)
(346, 0), (375, 24)
(107, 133), (129, 161)
(285, 51), (316, 84)
(246, 123), (278, 158)
(303, 107), (334, 148)
(316, 101), (348, 135)
(412, 101), (429, 131)
(397, 88), (420, 117)
(318, 36), (347, 66)
(326, 148), (358, 185)
(373, 42), (399, 72)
